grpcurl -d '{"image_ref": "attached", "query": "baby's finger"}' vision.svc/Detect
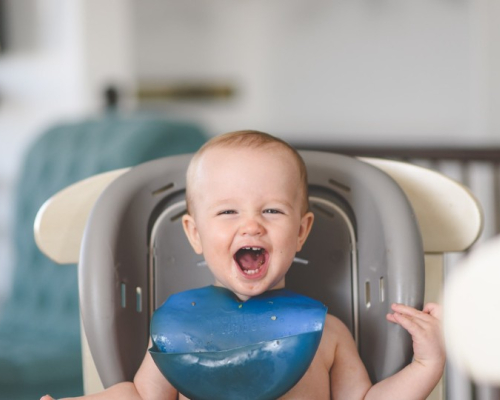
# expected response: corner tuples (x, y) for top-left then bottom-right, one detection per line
(389, 311), (427, 336)
(386, 313), (398, 324)
(391, 303), (433, 322)
(389, 311), (413, 330)
(422, 302), (442, 319)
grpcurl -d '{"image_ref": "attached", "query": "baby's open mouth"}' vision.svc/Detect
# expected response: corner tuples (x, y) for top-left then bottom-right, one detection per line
(234, 247), (267, 276)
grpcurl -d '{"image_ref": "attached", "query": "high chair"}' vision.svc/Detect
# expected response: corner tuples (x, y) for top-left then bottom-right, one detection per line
(34, 151), (483, 400)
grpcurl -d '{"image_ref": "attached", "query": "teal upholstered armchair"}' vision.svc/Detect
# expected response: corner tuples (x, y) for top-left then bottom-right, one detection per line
(0, 114), (207, 399)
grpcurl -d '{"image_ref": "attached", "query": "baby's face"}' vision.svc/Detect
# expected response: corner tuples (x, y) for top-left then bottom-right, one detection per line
(182, 146), (314, 300)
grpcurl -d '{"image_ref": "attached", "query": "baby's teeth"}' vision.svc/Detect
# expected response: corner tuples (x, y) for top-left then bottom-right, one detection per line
(243, 268), (258, 275)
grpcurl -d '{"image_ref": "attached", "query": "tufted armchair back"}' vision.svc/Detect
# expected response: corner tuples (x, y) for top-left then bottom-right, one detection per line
(0, 114), (207, 399)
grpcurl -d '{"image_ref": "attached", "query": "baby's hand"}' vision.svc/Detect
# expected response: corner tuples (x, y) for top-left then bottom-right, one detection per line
(40, 396), (55, 400)
(387, 303), (445, 370)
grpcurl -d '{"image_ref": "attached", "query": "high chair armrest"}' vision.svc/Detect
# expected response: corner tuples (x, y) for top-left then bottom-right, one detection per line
(361, 157), (483, 253)
(34, 168), (130, 264)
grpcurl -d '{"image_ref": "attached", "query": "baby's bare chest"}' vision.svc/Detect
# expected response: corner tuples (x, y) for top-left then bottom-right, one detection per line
(277, 352), (331, 399)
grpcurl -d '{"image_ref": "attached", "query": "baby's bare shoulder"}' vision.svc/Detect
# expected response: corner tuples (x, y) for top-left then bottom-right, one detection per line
(324, 313), (354, 341)
(316, 314), (355, 367)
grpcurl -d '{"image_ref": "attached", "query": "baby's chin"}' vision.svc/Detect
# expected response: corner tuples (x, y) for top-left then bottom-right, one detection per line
(217, 279), (286, 301)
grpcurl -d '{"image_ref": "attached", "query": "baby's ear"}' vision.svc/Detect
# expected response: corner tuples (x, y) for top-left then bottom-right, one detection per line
(296, 211), (314, 252)
(182, 213), (203, 254)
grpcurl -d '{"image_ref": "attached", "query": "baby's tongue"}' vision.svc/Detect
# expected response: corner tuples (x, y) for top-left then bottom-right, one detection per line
(236, 249), (264, 271)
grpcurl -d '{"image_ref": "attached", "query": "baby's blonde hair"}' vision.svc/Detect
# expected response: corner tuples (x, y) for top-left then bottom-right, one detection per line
(186, 130), (309, 215)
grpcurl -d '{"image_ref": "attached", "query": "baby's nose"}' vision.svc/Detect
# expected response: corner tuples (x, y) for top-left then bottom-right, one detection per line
(240, 216), (265, 236)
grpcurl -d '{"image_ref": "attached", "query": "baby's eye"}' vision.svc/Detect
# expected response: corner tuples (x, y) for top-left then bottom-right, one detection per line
(217, 210), (237, 215)
(263, 209), (283, 214)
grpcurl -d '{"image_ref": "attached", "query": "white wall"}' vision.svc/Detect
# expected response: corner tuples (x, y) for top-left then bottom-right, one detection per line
(133, 0), (500, 146)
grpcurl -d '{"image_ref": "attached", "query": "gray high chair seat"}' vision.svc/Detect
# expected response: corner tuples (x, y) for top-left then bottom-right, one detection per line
(34, 150), (483, 399)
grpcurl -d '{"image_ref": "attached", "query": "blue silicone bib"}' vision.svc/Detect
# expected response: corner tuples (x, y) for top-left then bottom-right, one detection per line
(150, 286), (327, 400)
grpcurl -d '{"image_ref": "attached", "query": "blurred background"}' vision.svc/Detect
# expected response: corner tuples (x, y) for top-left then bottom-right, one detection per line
(0, 0), (499, 399)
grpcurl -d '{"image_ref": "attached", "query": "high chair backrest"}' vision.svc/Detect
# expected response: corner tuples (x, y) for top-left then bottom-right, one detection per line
(76, 151), (424, 386)
(34, 150), (483, 398)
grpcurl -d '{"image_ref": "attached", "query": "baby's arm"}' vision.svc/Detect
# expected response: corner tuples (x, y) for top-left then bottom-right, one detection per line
(40, 341), (178, 400)
(329, 303), (444, 400)
(364, 303), (445, 400)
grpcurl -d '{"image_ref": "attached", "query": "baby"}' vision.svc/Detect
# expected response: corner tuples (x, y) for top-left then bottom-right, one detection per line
(42, 130), (444, 400)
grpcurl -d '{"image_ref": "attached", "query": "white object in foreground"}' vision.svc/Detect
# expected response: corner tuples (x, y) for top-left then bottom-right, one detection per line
(443, 236), (500, 385)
